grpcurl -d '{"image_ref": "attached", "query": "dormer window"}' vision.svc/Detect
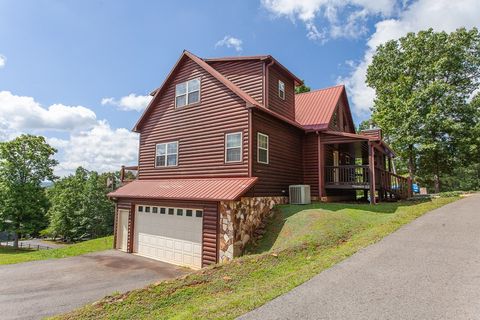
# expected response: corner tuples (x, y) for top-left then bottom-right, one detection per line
(175, 78), (200, 107)
(278, 80), (285, 100)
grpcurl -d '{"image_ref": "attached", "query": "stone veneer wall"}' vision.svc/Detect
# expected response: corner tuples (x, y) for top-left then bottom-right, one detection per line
(218, 196), (288, 263)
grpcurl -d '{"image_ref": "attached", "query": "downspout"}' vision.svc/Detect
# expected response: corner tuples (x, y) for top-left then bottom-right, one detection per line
(264, 59), (275, 108)
(248, 108), (253, 177)
(317, 131), (324, 201)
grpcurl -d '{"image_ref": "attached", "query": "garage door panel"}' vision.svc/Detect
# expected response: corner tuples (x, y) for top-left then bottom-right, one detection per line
(134, 207), (204, 269)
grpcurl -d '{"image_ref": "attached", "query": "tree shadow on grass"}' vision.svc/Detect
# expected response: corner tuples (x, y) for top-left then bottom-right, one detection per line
(0, 246), (34, 255)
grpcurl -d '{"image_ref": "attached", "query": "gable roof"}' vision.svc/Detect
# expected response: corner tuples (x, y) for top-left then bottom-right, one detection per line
(134, 51), (356, 135)
(133, 50), (262, 132)
(294, 85), (355, 132)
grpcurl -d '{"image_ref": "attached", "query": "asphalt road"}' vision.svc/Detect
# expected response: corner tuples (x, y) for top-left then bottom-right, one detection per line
(240, 194), (480, 320)
(0, 250), (187, 320)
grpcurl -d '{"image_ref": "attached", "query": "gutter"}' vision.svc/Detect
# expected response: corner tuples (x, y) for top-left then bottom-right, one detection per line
(264, 59), (275, 109)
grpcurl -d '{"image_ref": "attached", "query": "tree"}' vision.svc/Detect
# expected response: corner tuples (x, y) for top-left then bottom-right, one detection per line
(0, 135), (58, 247)
(295, 81), (311, 94)
(47, 167), (114, 241)
(366, 28), (480, 192)
(357, 119), (377, 133)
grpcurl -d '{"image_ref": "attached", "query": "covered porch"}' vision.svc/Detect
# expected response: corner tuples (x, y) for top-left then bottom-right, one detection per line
(317, 130), (412, 204)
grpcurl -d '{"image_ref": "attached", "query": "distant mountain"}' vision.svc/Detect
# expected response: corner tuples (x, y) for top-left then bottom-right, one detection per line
(41, 181), (54, 188)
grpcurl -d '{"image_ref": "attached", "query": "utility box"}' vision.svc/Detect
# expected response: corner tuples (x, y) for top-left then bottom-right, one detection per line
(289, 185), (311, 204)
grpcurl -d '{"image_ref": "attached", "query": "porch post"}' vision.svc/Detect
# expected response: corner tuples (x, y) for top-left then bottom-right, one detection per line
(317, 133), (326, 200)
(368, 142), (376, 205)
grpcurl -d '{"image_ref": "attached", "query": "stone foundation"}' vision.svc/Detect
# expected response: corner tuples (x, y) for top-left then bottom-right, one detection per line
(218, 196), (288, 263)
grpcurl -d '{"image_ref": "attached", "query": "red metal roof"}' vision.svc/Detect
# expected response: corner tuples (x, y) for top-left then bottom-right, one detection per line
(108, 177), (258, 201)
(294, 85), (345, 130)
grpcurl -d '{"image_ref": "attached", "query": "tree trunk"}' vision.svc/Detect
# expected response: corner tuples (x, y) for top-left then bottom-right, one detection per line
(408, 144), (415, 180)
(13, 232), (19, 249)
(434, 174), (440, 194)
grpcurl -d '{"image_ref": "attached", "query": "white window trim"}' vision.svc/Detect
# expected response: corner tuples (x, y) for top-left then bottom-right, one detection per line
(155, 141), (178, 168)
(278, 80), (285, 100)
(175, 78), (201, 108)
(225, 132), (243, 163)
(257, 132), (269, 164)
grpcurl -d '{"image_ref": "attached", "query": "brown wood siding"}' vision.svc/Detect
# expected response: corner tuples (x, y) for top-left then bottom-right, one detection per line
(251, 110), (303, 196)
(268, 65), (295, 120)
(208, 60), (264, 104)
(115, 198), (218, 267)
(303, 133), (319, 196)
(138, 57), (249, 180)
(328, 98), (354, 133)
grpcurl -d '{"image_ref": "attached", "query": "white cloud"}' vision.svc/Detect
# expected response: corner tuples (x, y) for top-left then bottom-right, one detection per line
(0, 91), (138, 176)
(339, 0), (480, 120)
(101, 93), (152, 112)
(261, 0), (398, 41)
(215, 36), (243, 52)
(0, 91), (97, 133)
(50, 121), (139, 177)
(0, 55), (6, 68)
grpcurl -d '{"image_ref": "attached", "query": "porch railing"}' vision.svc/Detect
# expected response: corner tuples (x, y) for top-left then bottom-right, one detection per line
(379, 169), (412, 199)
(325, 165), (412, 200)
(325, 165), (370, 186)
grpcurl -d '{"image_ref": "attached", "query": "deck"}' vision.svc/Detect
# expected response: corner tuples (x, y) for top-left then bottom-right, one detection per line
(325, 165), (412, 200)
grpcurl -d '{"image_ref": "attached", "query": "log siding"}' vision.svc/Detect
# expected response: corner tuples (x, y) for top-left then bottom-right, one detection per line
(138, 57), (249, 180)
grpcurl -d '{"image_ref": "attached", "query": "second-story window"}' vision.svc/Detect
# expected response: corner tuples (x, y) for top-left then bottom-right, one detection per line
(175, 78), (200, 107)
(257, 133), (269, 164)
(156, 141), (178, 167)
(225, 132), (242, 163)
(278, 80), (285, 100)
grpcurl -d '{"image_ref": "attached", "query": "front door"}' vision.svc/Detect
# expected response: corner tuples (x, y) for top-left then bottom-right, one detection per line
(117, 209), (129, 251)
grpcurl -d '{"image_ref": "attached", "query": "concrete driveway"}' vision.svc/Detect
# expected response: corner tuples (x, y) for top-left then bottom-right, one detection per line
(0, 250), (188, 320)
(240, 194), (480, 320)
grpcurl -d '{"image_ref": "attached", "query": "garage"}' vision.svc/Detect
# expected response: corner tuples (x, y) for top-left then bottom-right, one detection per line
(133, 205), (204, 269)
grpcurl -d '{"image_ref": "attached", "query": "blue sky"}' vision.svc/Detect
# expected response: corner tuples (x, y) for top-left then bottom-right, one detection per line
(0, 0), (478, 175)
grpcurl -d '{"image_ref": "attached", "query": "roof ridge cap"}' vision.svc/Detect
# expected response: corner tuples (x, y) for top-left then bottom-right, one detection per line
(295, 84), (345, 96)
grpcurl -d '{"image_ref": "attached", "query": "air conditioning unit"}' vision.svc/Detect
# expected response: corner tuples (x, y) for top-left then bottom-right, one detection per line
(289, 185), (311, 204)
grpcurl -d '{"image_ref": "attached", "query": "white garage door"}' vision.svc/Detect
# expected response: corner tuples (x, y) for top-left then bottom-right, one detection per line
(134, 205), (203, 269)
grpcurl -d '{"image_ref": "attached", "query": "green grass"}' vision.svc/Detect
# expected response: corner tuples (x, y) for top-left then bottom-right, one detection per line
(0, 236), (113, 265)
(55, 198), (458, 320)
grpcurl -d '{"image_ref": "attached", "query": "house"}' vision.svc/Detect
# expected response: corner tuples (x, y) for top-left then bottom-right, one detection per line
(108, 50), (411, 269)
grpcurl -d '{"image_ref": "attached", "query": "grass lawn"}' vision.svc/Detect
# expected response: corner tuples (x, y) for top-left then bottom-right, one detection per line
(55, 197), (458, 320)
(0, 236), (113, 265)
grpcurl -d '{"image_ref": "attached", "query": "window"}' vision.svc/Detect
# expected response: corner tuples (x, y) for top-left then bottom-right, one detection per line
(225, 132), (242, 163)
(177, 209), (184, 216)
(278, 80), (285, 100)
(175, 78), (200, 107)
(186, 209), (193, 217)
(138, 206), (144, 212)
(195, 210), (203, 218)
(257, 133), (269, 164)
(145, 206), (151, 213)
(160, 207), (166, 214)
(168, 208), (175, 215)
(156, 141), (178, 167)
(152, 207), (158, 213)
